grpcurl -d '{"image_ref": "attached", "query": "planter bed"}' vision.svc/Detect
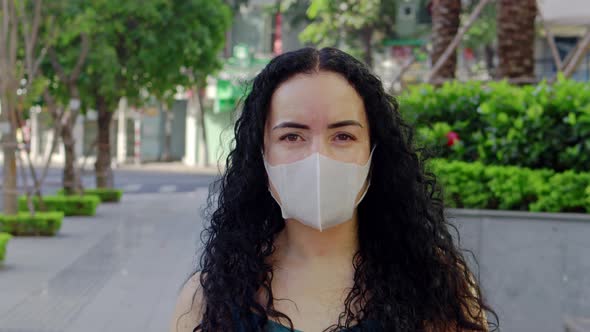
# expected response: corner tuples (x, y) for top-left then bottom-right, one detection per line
(0, 232), (11, 261)
(57, 188), (123, 203)
(0, 212), (64, 236)
(18, 195), (100, 216)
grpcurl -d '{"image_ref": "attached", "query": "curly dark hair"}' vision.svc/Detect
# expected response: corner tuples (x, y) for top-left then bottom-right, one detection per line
(193, 47), (498, 331)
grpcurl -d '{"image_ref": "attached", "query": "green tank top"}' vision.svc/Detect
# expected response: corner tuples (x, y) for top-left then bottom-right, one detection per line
(245, 312), (380, 331)
(193, 307), (381, 331)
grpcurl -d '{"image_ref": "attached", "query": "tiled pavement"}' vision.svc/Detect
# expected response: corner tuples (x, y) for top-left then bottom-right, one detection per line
(0, 190), (207, 332)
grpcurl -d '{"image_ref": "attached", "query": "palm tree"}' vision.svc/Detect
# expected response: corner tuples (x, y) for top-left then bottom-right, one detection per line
(431, 0), (462, 81)
(497, 0), (537, 80)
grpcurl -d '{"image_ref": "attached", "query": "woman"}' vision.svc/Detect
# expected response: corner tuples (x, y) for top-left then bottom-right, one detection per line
(171, 47), (498, 332)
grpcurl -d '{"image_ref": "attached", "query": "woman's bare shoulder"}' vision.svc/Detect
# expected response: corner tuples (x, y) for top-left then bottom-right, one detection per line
(169, 272), (204, 332)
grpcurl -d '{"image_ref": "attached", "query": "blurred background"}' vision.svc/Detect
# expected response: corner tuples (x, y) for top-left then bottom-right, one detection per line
(1, 0), (590, 331)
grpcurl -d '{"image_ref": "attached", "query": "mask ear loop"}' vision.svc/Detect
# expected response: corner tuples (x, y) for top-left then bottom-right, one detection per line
(262, 149), (285, 211)
(354, 145), (376, 206)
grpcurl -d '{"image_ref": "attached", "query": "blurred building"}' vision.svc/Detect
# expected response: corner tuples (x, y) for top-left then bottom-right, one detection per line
(535, 0), (590, 81)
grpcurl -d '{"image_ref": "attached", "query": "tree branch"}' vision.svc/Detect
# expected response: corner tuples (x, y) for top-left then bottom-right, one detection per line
(30, 0), (43, 56)
(31, 45), (48, 79)
(70, 33), (90, 81)
(31, 16), (56, 80)
(1, 0), (9, 60)
(43, 88), (61, 119)
(48, 47), (68, 83)
(427, 0), (492, 83)
(17, 0), (34, 79)
(8, 0), (17, 69)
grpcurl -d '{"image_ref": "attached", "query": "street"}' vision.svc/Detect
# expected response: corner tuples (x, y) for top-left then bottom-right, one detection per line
(0, 166), (219, 211)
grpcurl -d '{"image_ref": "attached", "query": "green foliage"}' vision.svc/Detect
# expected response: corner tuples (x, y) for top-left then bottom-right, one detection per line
(46, 0), (233, 113)
(0, 212), (64, 236)
(18, 195), (100, 216)
(41, 0), (99, 106)
(401, 78), (590, 171)
(57, 188), (123, 203)
(462, 1), (496, 49)
(530, 171), (590, 213)
(429, 159), (590, 213)
(428, 160), (489, 209)
(300, 0), (396, 62)
(0, 233), (11, 261)
(484, 165), (552, 211)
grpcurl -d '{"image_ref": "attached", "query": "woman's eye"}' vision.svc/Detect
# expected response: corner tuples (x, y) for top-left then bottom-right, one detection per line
(335, 133), (355, 141)
(280, 134), (302, 142)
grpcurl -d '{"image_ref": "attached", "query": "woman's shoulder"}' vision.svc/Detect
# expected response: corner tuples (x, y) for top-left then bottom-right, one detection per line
(169, 271), (204, 332)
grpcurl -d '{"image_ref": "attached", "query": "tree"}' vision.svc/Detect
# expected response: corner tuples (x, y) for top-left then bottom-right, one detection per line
(497, 0), (537, 80)
(0, 0), (51, 214)
(148, 0), (231, 165)
(431, 0), (461, 81)
(43, 0), (94, 194)
(299, 0), (397, 67)
(76, 0), (230, 188)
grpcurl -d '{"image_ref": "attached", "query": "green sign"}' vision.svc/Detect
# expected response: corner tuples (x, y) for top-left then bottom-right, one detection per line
(214, 79), (241, 114)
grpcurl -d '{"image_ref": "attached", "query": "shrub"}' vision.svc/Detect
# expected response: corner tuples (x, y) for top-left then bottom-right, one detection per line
(428, 160), (489, 209)
(57, 188), (123, 203)
(18, 195), (100, 216)
(429, 159), (590, 213)
(529, 171), (590, 213)
(0, 212), (64, 236)
(401, 77), (590, 172)
(0, 232), (11, 261)
(84, 188), (123, 202)
(484, 166), (553, 211)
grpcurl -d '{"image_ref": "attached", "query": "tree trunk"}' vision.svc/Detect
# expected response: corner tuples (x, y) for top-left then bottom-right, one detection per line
(95, 97), (114, 188)
(196, 88), (208, 167)
(161, 104), (172, 161)
(362, 27), (374, 68)
(484, 43), (496, 77)
(62, 118), (82, 194)
(431, 0), (461, 81)
(1, 100), (18, 214)
(497, 0), (537, 79)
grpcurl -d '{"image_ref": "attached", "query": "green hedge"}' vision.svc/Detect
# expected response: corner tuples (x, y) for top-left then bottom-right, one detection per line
(18, 195), (100, 216)
(429, 159), (590, 213)
(401, 77), (590, 172)
(57, 188), (123, 203)
(0, 212), (64, 236)
(0, 232), (11, 261)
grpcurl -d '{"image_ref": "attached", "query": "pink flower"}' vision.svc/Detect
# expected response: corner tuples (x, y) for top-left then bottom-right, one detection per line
(446, 131), (460, 147)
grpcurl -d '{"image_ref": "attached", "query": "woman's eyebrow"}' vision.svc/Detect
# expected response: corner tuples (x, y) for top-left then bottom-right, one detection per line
(327, 120), (363, 129)
(272, 120), (363, 131)
(272, 122), (309, 130)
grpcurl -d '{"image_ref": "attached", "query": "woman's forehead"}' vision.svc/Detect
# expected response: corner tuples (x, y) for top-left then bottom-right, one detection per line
(267, 71), (366, 126)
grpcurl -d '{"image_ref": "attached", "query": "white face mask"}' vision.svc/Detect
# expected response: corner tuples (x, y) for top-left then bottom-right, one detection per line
(263, 149), (373, 231)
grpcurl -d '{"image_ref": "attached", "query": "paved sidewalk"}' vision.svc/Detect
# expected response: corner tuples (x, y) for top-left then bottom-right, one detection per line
(0, 191), (207, 332)
(114, 162), (222, 176)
